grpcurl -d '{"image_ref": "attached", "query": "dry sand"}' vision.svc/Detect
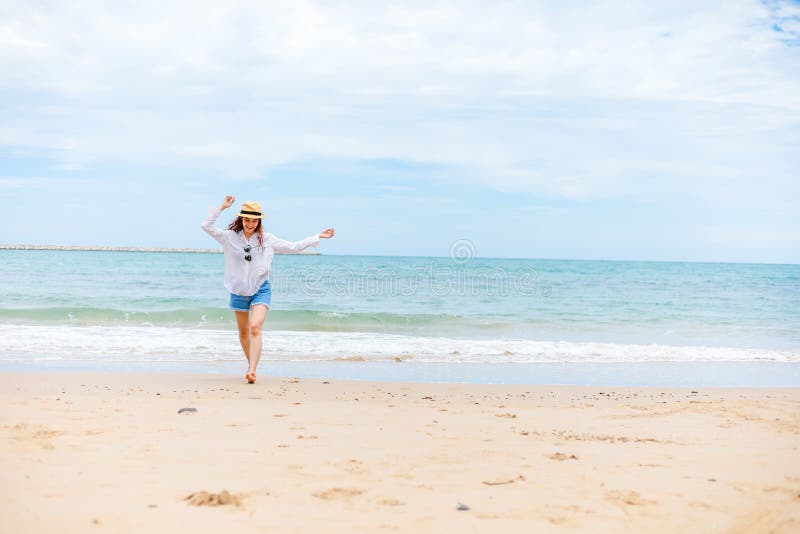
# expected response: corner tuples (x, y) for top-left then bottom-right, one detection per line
(1, 371), (799, 533)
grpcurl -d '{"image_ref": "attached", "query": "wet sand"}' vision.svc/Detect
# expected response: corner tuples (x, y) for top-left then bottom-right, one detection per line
(1, 371), (799, 532)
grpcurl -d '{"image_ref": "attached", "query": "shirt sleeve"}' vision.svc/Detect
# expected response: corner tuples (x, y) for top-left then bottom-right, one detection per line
(201, 207), (228, 246)
(268, 233), (321, 254)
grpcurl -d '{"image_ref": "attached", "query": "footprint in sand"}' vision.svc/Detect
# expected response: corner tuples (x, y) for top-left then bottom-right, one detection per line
(312, 487), (365, 501)
(10, 425), (63, 449)
(605, 490), (656, 506)
(763, 486), (800, 498)
(548, 452), (579, 461)
(32, 429), (61, 439)
(184, 490), (242, 507)
(344, 459), (368, 474)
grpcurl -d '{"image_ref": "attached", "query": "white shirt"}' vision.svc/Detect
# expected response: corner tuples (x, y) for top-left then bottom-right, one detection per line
(201, 207), (320, 296)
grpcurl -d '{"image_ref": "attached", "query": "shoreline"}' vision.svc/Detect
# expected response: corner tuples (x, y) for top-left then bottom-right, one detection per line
(2, 371), (799, 532)
(2, 360), (800, 388)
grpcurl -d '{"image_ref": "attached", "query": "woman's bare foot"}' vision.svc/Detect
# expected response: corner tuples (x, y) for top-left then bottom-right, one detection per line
(246, 372), (256, 384)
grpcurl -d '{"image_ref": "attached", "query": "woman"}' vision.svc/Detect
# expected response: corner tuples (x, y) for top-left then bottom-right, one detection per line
(202, 195), (335, 383)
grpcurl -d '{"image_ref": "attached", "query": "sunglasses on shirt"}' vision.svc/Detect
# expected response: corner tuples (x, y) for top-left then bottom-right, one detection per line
(244, 245), (251, 262)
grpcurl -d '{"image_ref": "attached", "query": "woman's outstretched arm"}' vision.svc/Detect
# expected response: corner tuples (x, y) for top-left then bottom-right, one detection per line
(201, 195), (235, 245)
(269, 227), (335, 254)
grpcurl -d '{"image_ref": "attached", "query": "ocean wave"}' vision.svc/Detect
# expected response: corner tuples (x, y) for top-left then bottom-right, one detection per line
(2, 306), (795, 352)
(0, 324), (797, 363)
(0, 306), (498, 333)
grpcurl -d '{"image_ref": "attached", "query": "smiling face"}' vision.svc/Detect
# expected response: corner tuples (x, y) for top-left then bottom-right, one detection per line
(242, 217), (259, 233)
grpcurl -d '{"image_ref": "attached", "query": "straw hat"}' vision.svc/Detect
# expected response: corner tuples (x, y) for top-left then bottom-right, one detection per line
(237, 201), (264, 219)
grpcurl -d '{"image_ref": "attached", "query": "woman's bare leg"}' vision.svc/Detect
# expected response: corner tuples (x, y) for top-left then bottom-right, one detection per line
(246, 304), (268, 378)
(234, 311), (250, 363)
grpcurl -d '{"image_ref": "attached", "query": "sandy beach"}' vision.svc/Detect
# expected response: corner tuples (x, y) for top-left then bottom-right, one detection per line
(1, 371), (799, 533)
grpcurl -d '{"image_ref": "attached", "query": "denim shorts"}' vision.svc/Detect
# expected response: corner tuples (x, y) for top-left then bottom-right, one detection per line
(229, 280), (272, 311)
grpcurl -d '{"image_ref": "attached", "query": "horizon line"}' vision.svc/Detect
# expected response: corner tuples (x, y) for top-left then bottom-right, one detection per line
(1, 243), (797, 266)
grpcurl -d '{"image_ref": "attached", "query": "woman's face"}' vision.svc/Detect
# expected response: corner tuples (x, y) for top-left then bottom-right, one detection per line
(242, 217), (259, 233)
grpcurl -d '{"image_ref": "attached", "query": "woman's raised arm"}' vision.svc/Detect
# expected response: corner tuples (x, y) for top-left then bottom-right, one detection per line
(201, 195), (235, 245)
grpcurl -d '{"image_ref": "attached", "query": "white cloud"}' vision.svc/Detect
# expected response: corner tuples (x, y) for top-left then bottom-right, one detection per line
(0, 0), (797, 205)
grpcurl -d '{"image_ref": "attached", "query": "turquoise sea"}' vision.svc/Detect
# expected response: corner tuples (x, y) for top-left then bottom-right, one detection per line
(1, 250), (798, 385)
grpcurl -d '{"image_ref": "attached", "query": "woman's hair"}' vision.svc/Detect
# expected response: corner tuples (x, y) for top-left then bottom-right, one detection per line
(228, 217), (264, 248)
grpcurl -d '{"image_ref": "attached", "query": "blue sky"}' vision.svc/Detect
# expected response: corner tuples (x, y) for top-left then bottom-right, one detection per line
(1, 1), (798, 263)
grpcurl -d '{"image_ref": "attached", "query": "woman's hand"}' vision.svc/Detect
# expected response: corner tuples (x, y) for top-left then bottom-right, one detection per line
(319, 228), (335, 239)
(220, 195), (235, 210)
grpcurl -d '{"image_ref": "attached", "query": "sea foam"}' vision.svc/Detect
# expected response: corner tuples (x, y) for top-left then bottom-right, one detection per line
(0, 324), (796, 364)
